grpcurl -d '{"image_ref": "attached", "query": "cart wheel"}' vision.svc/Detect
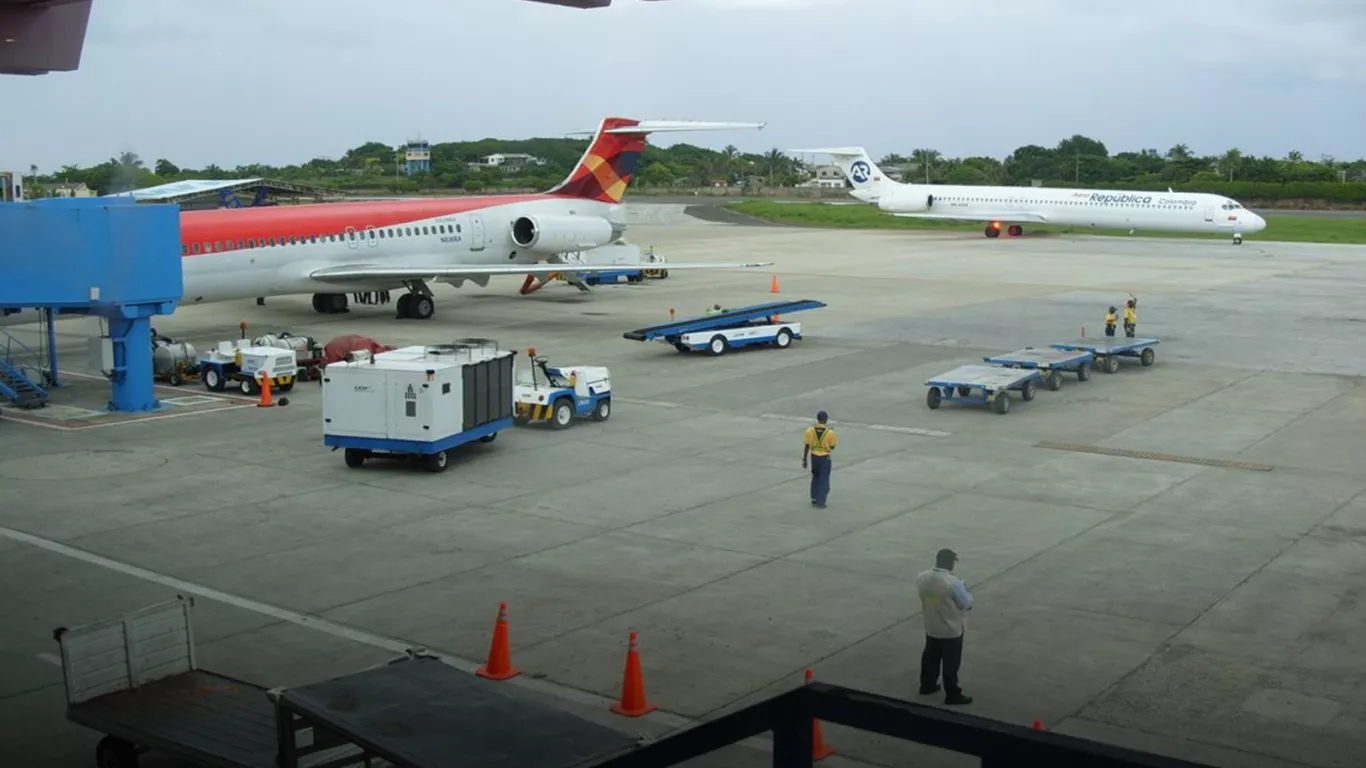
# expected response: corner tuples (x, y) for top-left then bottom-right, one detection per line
(168, 372), (182, 386)
(1103, 355), (1120, 374)
(1020, 379), (1037, 401)
(1077, 363), (1091, 382)
(708, 335), (727, 356)
(203, 367), (223, 392)
(1140, 347), (1156, 367)
(956, 386), (972, 397)
(96, 736), (139, 768)
(774, 329), (793, 349)
(479, 432), (498, 443)
(1046, 370), (1063, 391)
(344, 449), (366, 468)
(551, 398), (574, 429)
(239, 378), (254, 395)
(424, 451), (448, 473)
(926, 387), (942, 410)
(674, 343), (691, 354)
(592, 397), (611, 421)
(992, 392), (1011, 415)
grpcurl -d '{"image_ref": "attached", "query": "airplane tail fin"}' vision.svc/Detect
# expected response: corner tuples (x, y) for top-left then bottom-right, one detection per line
(788, 146), (898, 201)
(549, 118), (765, 203)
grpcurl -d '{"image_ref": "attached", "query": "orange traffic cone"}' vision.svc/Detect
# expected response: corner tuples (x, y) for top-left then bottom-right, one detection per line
(770, 275), (780, 294)
(257, 370), (274, 408)
(476, 602), (520, 680)
(610, 631), (656, 717)
(806, 669), (835, 760)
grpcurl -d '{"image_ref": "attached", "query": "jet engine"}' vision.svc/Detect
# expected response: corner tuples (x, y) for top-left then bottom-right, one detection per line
(511, 215), (615, 255)
(878, 190), (935, 213)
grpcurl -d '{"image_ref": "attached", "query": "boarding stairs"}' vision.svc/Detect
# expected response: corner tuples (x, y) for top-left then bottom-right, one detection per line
(1, 329), (50, 408)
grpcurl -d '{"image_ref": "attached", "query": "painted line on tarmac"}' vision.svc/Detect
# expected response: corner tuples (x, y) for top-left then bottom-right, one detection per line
(758, 413), (951, 438)
(613, 397), (686, 409)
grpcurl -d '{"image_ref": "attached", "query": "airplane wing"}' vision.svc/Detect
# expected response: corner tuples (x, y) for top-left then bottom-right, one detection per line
(309, 261), (772, 284)
(890, 211), (1051, 224)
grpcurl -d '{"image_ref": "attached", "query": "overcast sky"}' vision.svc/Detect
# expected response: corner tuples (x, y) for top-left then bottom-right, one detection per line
(2, 0), (1363, 172)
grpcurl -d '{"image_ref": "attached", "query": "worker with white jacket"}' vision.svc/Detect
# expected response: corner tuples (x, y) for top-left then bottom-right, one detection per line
(916, 548), (974, 706)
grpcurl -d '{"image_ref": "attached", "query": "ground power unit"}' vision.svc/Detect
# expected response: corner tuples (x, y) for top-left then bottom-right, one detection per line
(322, 341), (516, 472)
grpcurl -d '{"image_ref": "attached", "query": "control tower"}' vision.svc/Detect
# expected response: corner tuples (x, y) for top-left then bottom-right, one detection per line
(404, 139), (431, 176)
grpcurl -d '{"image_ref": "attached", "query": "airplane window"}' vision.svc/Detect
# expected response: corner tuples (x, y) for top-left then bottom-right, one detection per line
(289, 236), (297, 245)
(457, 225), (462, 232)
(348, 231), (356, 241)
(405, 227), (412, 236)
(311, 235), (318, 243)
(379, 230), (386, 238)
(214, 241), (223, 252)
(182, 245), (190, 255)
(192, 243), (201, 254)
(368, 230), (375, 239)
(387, 229), (395, 237)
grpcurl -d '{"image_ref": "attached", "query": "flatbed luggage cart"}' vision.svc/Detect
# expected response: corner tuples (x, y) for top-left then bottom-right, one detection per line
(925, 364), (1045, 415)
(1050, 337), (1160, 374)
(54, 597), (643, 768)
(982, 347), (1095, 391)
(623, 299), (827, 356)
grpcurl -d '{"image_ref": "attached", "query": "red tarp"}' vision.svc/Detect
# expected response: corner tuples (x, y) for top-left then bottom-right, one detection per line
(322, 335), (396, 365)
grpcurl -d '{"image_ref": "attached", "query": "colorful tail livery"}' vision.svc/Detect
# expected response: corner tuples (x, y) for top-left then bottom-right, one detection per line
(551, 118), (766, 203)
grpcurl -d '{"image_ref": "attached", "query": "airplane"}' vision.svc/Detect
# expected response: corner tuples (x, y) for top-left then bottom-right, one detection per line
(1, 117), (772, 328)
(791, 147), (1267, 245)
(522, 0), (671, 7)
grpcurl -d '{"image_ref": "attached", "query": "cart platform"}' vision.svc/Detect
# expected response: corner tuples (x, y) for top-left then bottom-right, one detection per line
(1050, 337), (1160, 374)
(924, 364), (1043, 415)
(983, 347), (1095, 390)
(272, 653), (640, 768)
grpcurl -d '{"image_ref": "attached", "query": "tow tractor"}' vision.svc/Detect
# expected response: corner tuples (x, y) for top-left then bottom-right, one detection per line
(623, 299), (827, 356)
(514, 348), (612, 428)
(199, 340), (300, 395)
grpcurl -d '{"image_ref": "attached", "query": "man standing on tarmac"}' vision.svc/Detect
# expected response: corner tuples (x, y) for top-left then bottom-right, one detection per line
(917, 549), (974, 706)
(801, 410), (837, 508)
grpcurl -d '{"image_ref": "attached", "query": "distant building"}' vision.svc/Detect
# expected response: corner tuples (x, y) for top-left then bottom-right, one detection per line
(0, 170), (22, 201)
(404, 140), (431, 176)
(797, 164), (849, 189)
(38, 181), (94, 198)
(469, 153), (545, 171)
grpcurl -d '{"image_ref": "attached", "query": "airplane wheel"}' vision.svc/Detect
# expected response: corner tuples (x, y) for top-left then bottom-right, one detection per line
(1008, 225), (1023, 237)
(410, 295), (435, 320)
(396, 293), (414, 318)
(985, 226), (1001, 239)
(1233, 236), (1243, 245)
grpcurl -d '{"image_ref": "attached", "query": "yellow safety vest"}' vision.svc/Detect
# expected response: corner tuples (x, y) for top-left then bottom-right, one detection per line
(1105, 311), (1117, 325)
(805, 425), (837, 457)
(1124, 306), (1137, 323)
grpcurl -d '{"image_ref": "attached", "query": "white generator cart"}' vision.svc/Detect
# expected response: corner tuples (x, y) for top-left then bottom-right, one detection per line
(322, 341), (516, 473)
(199, 340), (299, 395)
(513, 353), (612, 428)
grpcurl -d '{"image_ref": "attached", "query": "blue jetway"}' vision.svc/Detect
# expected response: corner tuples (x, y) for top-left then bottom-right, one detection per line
(623, 300), (827, 342)
(0, 196), (183, 412)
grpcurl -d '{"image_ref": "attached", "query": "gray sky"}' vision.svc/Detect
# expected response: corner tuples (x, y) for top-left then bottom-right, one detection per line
(3, 0), (1363, 172)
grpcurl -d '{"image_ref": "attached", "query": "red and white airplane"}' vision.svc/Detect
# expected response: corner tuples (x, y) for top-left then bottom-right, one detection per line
(2, 117), (769, 327)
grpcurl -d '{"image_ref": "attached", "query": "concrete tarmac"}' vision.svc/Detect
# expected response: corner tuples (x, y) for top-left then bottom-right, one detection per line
(2, 212), (1364, 767)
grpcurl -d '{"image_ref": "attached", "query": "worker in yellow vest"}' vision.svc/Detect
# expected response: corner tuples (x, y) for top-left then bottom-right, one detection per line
(1123, 295), (1138, 338)
(1104, 306), (1118, 337)
(801, 410), (838, 508)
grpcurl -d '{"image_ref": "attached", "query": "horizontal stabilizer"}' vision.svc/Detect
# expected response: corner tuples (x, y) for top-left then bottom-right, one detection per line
(569, 120), (765, 137)
(788, 147), (869, 157)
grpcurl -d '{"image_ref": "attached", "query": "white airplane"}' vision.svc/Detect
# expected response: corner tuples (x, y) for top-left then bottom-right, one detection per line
(791, 147), (1267, 245)
(1, 117), (772, 328)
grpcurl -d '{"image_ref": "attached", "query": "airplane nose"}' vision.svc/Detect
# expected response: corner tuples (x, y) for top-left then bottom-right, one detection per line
(1249, 212), (1267, 232)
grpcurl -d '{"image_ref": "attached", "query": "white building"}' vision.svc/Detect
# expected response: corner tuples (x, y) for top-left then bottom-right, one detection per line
(468, 153), (546, 171)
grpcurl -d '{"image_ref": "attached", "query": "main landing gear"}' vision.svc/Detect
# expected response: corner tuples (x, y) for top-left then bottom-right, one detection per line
(395, 279), (436, 320)
(311, 281), (436, 320)
(983, 223), (1024, 239)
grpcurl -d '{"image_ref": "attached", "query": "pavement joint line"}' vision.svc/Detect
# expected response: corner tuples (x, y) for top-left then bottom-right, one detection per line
(1033, 441), (1275, 472)
(759, 413), (951, 438)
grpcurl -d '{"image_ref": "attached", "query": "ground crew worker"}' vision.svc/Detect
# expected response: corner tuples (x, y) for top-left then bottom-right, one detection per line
(705, 303), (723, 316)
(916, 548), (973, 706)
(1104, 306), (1118, 337)
(801, 410), (837, 508)
(1123, 295), (1138, 337)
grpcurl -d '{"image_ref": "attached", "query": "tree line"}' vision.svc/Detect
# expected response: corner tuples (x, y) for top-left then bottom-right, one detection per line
(25, 133), (1366, 205)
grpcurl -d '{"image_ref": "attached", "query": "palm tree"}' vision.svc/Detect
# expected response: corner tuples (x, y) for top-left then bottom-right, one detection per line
(764, 149), (787, 185)
(1166, 144), (1192, 162)
(910, 149), (941, 183)
(1219, 148), (1243, 181)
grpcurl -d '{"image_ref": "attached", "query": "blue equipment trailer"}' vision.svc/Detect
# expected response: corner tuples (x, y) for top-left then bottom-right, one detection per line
(982, 347), (1095, 391)
(1050, 337), (1160, 375)
(623, 299), (827, 356)
(925, 364), (1045, 415)
(580, 269), (644, 285)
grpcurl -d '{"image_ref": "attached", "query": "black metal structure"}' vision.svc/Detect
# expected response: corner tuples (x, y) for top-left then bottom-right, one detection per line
(590, 682), (1217, 768)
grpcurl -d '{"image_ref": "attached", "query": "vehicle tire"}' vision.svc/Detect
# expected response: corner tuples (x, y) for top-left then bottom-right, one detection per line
(708, 335), (727, 356)
(1104, 355), (1120, 374)
(203, 367), (223, 392)
(424, 451), (448, 473)
(992, 392), (1011, 415)
(96, 736), (139, 768)
(396, 293), (414, 318)
(344, 449), (366, 468)
(1140, 347), (1156, 367)
(239, 378), (254, 395)
(926, 387), (943, 410)
(774, 329), (792, 349)
(410, 295), (435, 320)
(1047, 370), (1063, 391)
(168, 371), (182, 386)
(592, 397), (611, 421)
(551, 398), (574, 429)
(674, 342), (691, 353)
(1021, 379), (1037, 401)
(479, 432), (497, 443)
(956, 385), (972, 397)
(1077, 363), (1091, 382)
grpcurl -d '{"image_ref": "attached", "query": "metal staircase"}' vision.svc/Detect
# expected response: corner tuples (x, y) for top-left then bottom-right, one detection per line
(0, 329), (50, 408)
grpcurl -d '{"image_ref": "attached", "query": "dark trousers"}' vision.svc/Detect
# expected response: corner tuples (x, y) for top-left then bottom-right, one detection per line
(810, 455), (831, 505)
(920, 634), (964, 694)
(1124, 322), (1136, 337)
(1104, 324), (1116, 337)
